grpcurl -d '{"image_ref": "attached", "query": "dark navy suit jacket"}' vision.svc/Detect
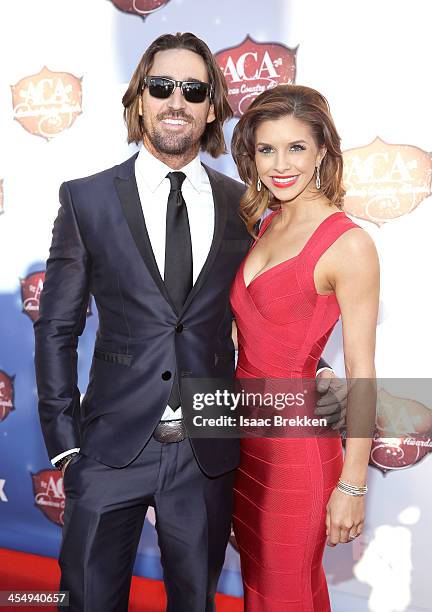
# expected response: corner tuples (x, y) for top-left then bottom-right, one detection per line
(34, 153), (252, 476)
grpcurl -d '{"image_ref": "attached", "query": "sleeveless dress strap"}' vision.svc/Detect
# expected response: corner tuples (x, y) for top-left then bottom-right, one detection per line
(300, 212), (361, 296)
(306, 213), (360, 266)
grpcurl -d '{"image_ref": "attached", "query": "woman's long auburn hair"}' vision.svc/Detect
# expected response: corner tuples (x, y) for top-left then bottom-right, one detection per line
(122, 32), (233, 158)
(231, 84), (346, 237)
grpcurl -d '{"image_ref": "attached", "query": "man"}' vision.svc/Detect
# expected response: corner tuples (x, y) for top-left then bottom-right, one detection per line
(34, 32), (344, 612)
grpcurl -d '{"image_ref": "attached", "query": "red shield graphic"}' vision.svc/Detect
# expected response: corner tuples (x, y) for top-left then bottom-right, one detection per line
(369, 435), (431, 474)
(369, 388), (432, 474)
(21, 272), (45, 322)
(0, 179), (3, 215)
(11, 67), (83, 140)
(110, 0), (171, 17)
(215, 36), (297, 118)
(0, 371), (15, 423)
(31, 470), (65, 526)
(343, 137), (432, 226)
(21, 271), (92, 322)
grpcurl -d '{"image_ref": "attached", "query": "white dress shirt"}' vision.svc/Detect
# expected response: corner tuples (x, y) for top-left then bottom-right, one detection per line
(134, 146), (215, 420)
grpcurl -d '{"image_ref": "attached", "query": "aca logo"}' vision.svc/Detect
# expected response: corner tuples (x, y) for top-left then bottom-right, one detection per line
(21, 271), (93, 322)
(0, 371), (15, 423)
(215, 36), (297, 118)
(343, 137), (432, 226)
(368, 388), (432, 474)
(110, 0), (171, 18)
(31, 469), (65, 526)
(0, 179), (3, 215)
(21, 272), (45, 323)
(11, 67), (83, 140)
(370, 435), (432, 474)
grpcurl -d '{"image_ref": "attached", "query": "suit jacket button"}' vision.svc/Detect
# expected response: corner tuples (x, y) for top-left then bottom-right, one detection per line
(175, 324), (184, 333)
(162, 371), (172, 380)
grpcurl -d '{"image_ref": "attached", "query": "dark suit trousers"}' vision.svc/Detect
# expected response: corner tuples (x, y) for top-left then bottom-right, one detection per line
(60, 437), (235, 612)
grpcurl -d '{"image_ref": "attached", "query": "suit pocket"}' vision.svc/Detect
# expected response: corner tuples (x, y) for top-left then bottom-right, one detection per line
(220, 239), (251, 253)
(94, 349), (132, 367)
(214, 352), (234, 366)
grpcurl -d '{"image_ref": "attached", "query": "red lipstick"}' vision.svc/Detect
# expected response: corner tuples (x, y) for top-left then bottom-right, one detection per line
(270, 175), (299, 189)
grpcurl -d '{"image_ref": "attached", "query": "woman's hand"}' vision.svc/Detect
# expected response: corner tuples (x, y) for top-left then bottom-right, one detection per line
(325, 487), (365, 546)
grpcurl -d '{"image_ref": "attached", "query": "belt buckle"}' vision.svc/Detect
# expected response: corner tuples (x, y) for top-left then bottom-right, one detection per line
(153, 419), (186, 443)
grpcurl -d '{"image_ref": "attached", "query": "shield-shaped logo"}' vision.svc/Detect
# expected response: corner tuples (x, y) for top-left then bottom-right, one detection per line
(31, 469), (65, 526)
(369, 388), (432, 474)
(369, 435), (431, 474)
(343, 137), (432, 226)
(21, 271), (93, 322)
(215, 35), (297, 118)
(0, 371), (15, 423)
(110, 0), (171, 17)
(11, 66), (83, 140)
(21, 272), (45, 322)
(0, 179), (4, 215)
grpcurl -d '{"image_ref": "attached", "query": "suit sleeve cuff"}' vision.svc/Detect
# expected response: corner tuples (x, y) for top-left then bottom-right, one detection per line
(316, 366), (334, 377)
(50, 448), (80, 467)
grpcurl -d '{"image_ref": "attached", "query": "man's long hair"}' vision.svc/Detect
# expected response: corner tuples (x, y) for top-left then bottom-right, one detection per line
(122, 32), (233, 158)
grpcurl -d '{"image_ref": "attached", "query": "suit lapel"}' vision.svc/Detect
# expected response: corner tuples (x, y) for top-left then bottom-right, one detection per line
(179, 163), (228, 316)
(114, 154), (176, 312)
(114, 155), (229, 317)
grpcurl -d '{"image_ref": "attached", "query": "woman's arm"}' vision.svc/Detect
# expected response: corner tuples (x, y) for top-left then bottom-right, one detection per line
(324, 227), (380, 545)
(337, 228), (380, 482)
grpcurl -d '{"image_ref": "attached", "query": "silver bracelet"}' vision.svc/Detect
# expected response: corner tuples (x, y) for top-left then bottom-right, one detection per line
(337, 478), (368, 497)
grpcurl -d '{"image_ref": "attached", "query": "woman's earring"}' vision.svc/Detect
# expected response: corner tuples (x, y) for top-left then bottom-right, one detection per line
(315, 165), (321, 190)
(257, 177), (262, 192)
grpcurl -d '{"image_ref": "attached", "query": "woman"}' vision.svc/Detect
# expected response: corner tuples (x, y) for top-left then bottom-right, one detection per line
(230, 85), (379, 611)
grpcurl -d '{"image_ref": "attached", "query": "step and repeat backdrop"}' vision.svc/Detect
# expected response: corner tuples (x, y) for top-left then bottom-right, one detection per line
(0, 1), (431, 610)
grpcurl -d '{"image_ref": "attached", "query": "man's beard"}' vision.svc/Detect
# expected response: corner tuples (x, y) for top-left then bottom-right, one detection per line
(146, 127), (195, 156)
(144, 112), (201, 156)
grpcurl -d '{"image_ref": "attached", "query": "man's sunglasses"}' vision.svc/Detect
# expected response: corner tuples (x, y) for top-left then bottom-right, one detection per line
(142, 77), (213, 103)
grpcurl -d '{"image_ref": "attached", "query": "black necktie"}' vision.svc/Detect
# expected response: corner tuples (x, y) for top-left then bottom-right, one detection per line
(164, 171), (193, 410)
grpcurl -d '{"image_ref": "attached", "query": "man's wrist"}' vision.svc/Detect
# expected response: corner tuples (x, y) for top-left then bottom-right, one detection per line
(51, 448), (81, 467)
(55, 452), (78, 471)
(316, 366), (334, 377)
